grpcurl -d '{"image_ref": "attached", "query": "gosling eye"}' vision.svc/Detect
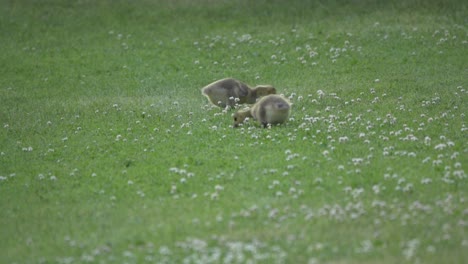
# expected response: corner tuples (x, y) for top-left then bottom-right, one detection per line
(234, 117), (238, 121)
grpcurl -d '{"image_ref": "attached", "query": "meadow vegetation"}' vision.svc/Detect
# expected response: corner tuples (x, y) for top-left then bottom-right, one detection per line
(0, 0), (467, 263)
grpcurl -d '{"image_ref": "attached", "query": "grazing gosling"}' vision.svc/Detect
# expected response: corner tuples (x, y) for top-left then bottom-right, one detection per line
(201, 78), (276, 108)
(233, 94), (291, 128)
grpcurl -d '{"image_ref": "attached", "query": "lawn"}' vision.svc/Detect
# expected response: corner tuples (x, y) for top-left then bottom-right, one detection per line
(0, 0), (467, 263)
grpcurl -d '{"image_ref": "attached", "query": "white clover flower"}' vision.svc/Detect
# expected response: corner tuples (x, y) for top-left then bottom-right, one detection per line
(268, 208), (278, 218)
(403, 183), (413, 192)
(159, 246), (171, 255)
(22, 146), (33, 152)
(434, 143), (446, 150)
(424, 136), (431, 145)
(453, 170), (466, 179)
(352, 158), (364, 165)
(421, 178), (432, 184)
(372, 185), (380, 194)
(339, 136), (349, 143)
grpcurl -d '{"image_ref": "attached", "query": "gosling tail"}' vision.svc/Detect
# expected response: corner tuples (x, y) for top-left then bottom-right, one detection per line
(275, 102), (290, 110)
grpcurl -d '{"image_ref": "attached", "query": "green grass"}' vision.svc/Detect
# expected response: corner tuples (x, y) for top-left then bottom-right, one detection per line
(1, 0), (467, 263)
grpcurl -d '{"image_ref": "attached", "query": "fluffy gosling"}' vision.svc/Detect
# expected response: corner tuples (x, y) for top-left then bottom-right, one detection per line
(201, 78), (276, 109)
(233, 94), (291, 128)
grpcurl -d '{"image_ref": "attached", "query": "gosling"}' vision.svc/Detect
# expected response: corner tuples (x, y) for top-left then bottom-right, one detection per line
(201, 78), (276, 109)
(233, 94), (291, 128)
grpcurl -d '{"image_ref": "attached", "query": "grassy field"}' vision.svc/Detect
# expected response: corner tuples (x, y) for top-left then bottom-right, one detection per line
(1, 0), (467, 263)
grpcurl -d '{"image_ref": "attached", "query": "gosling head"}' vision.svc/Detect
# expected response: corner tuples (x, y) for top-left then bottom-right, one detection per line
(232, 108), (252, 128)
(254, 85), (277, 97)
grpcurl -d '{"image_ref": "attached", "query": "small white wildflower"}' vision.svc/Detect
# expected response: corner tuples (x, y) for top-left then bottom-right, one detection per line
(352, 158), (364, 165)
(339, 136), (349, 143)
(159, 246), (171, 255)
(268, 208), (278, 218)
(426, 245), (436, 253)
(453, 170), (466, 179)
(434, 143), (447, 150)
(403, 183), (413, 192)
(372, 185), (380, 194)
(421, 178), (432, 184)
